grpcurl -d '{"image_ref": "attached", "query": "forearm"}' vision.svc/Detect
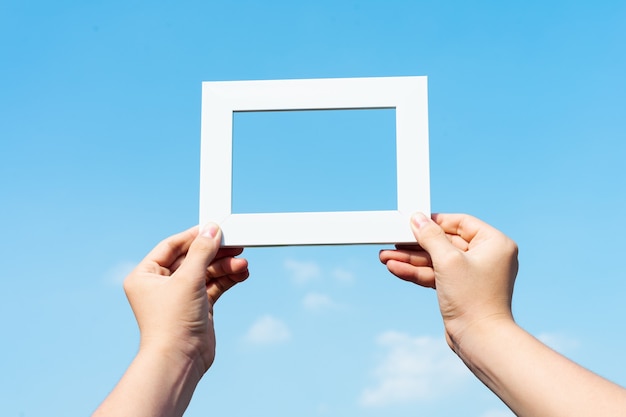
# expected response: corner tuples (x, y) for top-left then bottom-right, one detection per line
(92, 346), (204, 417)
(452, 318), (626, 417)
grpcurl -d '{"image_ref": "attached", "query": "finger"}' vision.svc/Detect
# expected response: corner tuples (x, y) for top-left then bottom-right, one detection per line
(379, 249), (431, 267)
(410, 212), (460, 261)
(168, 256), (186, 274)
(134, 261), (172, 277)
(396, 233), (468, 252)
(141, 226), (199, 269)
(207, 257), (249, 279)
(385, 259), (436, 288)
(395, 243), (424, 251)
(206, 270), (250, 304)
(213, 247), (244, 260)
(174, 223), (222, 283)
(432, 213), (491, 244)
(447, 234), (470, 252)
(169, 246), (245, 275)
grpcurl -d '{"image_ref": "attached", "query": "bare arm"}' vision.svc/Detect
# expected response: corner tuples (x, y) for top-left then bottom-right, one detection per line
(455, 317), (626, 417)
(380, 213), (626, 417)
(92, 223), (249, 417)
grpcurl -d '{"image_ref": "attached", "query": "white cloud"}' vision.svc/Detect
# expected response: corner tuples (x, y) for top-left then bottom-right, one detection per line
(331, 267), (355, 284)
(284, 258), (321, 284)
(244, 315), (291, 346)
(302, 292), (337, 312)
(359, 331), (470, 407)
(103, 261), (136, 285)
(537, 332), (580, 353)
(480, 409), (516, 417)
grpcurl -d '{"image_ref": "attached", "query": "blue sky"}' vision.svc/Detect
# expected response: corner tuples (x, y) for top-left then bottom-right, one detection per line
(1, 1), (625, 416)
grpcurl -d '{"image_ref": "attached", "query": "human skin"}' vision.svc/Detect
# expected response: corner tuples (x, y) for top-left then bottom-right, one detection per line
(379, 213), (626, 417)
(92, 223), (249, 417)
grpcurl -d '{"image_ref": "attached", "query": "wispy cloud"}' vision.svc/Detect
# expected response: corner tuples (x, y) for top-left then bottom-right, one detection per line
(243, 315), (291, 346)
(284, 259), (321, 284)
(283, 258), (357, 287)
(331, 267), (355, 284)
(302, 292), (338, 312)
(102, 261), (136, 286)
(537, 332), (580, 353)
(359, 331), (469, 407)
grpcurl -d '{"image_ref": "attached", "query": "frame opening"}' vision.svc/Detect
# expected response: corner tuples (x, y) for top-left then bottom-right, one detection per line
(231, 108), (398, 214)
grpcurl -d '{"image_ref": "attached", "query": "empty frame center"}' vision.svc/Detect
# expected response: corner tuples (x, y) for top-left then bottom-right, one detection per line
(231, 108), (398, 214)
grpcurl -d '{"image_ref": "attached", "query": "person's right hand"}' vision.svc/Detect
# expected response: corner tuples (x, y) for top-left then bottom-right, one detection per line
(379, 213), (519, 351)
(123, 223), (249, 375)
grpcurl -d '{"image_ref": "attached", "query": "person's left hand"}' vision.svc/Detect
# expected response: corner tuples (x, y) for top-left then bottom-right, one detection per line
(123, 223), (249, 376)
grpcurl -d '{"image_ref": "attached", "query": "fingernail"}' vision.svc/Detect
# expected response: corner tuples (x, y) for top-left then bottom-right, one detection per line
(411, 212), (429, 229)
(200, 223), (219, 238)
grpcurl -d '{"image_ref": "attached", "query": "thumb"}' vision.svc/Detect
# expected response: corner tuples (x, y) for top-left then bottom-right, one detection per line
(410, 212), (458, 261)
(175, 222), (222, 282)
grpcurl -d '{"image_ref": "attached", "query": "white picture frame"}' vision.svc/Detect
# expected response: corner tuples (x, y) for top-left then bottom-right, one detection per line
(199, 76), (430, 246)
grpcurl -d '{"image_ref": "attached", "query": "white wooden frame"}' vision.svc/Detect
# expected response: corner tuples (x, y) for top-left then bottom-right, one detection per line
(200, 76), (430, 246)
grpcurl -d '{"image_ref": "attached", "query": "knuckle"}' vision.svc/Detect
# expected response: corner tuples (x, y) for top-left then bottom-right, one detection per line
(501, 236), (519, 258)
(122, 275), (135, 295)
(207, 260), (225, 278)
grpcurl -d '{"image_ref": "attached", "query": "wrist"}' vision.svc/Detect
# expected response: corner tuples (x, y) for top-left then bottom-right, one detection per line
(93, 343), (206, 417)
(138, 337), (208, 384)
(444, 311), (516, 356)
(443, 313), (522, 397)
